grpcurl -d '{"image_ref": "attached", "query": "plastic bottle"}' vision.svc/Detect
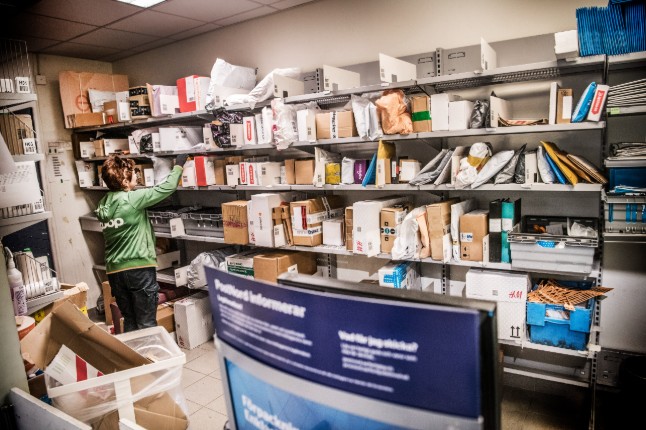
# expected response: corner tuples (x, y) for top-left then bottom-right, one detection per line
(6, 248), (27, 316)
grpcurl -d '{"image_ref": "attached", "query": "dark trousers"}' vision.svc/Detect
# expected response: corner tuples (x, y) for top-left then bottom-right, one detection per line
(107, 267), (159, 332)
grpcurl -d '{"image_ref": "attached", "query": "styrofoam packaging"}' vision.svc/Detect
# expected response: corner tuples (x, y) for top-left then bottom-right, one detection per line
(251, 193), (284, 247)
(322, 218), (344, 246)
(554, 29), (579, 60)
(297, 109), (317, 142)
(174, 291), (214, 350)
(229, 123), (244, 147)
(353, 196), (408, 256)
(448, 100), (475, 131)
(431, 93), (462, 131)
(243, 117), (256, 145)
(465, 268), (530, 342)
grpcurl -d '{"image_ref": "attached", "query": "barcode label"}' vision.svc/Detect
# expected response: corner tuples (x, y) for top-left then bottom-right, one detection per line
(22, 138), (37, 154)
(15, 77), (30, 93)
(32, 199), (44, 213)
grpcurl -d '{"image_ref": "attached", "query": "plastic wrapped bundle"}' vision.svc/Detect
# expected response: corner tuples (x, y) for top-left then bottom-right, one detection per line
(469, 99), (490, 129)
(209, 108), (243, 148)
(375, 89), (413, 135)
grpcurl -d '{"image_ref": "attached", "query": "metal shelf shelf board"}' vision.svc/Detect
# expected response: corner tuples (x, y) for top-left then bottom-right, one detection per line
(0, 212), (52, 237)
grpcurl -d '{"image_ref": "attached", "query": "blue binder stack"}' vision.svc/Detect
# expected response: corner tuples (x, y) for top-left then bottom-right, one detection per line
(576, 1), (645, 56)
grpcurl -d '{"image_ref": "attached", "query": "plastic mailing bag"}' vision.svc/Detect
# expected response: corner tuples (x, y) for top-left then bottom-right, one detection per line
(351, 93), (384, 140)
(495, 144), (526, 184)
(272, 98), (298, 150)
(187, 250), (230, 289)
(375, 89), (413, 135)
(471, 150), (514, 188)
(391, 206), (427, 260)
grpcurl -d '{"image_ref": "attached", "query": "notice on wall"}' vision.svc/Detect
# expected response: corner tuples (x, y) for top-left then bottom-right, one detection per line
(46, 141), (72, 182)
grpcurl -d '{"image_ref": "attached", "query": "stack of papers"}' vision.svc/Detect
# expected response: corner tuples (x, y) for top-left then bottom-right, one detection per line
(608, 78), (646, 109)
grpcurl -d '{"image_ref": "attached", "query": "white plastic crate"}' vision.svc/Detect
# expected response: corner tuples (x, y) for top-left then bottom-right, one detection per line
(45, 326), (187, 426)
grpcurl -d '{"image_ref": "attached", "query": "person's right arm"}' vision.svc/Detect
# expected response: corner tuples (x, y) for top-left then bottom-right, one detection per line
(129, 155), (188, 209)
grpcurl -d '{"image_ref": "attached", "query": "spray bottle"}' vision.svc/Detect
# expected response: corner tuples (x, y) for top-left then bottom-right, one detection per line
(5, 247), (27, 316)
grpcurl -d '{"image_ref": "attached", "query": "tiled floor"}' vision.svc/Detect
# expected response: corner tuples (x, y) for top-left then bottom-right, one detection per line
(179, 339), (605, 430)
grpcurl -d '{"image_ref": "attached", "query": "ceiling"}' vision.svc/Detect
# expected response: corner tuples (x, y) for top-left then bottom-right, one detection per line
(0, 0), (317, 62)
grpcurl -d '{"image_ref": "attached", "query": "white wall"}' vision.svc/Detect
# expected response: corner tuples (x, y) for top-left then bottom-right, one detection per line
(34, 54), (113, 308)
(113, 0), (607, 85)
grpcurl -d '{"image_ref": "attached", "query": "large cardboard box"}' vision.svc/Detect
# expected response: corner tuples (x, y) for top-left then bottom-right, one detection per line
(427, 198), (460, 261)
(20, 301), (188, 429)
(222, 200), (249, 245)
(59, 71), (129, 129)
(174, 291), (213, 350)
(294, 159), (315, 185)
(253, 251), (317, 284)
(410, 95), (432, 132)
(459, 210), (489, 262)
(252, 193), (290, 247)
(290, 195), (344, 246)
(466, 268), (530, 342)
(353, 196), (408, 256)
(315, 111), (358, 139)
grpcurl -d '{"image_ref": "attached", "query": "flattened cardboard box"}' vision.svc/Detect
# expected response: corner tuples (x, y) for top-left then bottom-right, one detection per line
(59, 71), (129, 129)
(20, 301), (188, 429)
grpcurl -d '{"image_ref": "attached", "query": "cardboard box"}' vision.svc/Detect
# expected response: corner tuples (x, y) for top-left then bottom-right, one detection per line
(466, 268), (530, 342)
(459, 210), (489, 262)
(252, 193), (290, 247)
(242, 116), (257, 145)
(20, 301), (188, 429)
(427, 198), (460, 261)
(380, 205), (409, 253)
(284, 159), (296, 184)
(399, 159), (420, 183)
(174, 291), (213, 350)
(158, 126), (202, 152)
(556, 88), (573, 124)
(177, 75), (210, 113)
(156, 302), (175, 333)
(353, 196), (409, 256)
(59, 71), (129, 129)
(315, 111), (357, 139)
(410, 95), (432, 132)
(290, 195), (344, 246)
(345, 207), (353, 251)
(258, 162), (282, 186)
(323, 218), (345, 246)
(431, 93), (462, 131)
(0, 113), (35, 155)
(226, 249), (264, 279)
(222, 200), (250, 244)
(101, 281), (115, 325)
(295, 159), (315, 185)
(448, 100), (475, 131)
(297, 109), (317, 142)
(378, 261), (421, 290)
(253, 251), (317, 284)
(100, 138), (128, 155)
(193, 155), (217, 186)
(229, 123), (244, 147)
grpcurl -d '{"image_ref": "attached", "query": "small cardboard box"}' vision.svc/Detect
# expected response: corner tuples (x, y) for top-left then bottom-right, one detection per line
(295, 159), (315, 185)
(222, 200), (250, 245)
(290, 195), (345, 246)
(174, 291), (213, 350)
(315, 111), (358, 139)
(284, 159), (296, 184)
(380, 205), (409, 253)
(253, 252), (317, 284)
(323, 218), (345, 246)
(229, 123), (244, 147)
(156, 302), (175, 334)
(427, 198), (460, 261)
(399, 159), (421, 183)
(345, 207), (353, 251)
(410, 95), (432, 132)
(459, 210), (489, 262)
(448, 100), (475, 131)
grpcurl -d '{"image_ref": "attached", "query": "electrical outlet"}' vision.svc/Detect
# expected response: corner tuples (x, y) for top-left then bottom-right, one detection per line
(36, 75), (47, 85)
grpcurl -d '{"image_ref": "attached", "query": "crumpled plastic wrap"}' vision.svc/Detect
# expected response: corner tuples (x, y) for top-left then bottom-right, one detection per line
(351, 93), (384, 140)
(152, 156), (174, 184)
(469, 99), (490, 129)
(570, 222), (598, 238)
(495, 144), (526, 184)
(130, 127), (159, 153)
(391, 206), (427, 260)
(205, 58), (256, 110)
(471, 150), (515, 188)
(271, 98), (298, 150)
(226, 67), (301, 108)
(375, 89), (413, 135)
(209, 109), (243, 148)
(454, 142), (492, 189)
(187, 250), (230, 289)
(514, 146), (527, 184)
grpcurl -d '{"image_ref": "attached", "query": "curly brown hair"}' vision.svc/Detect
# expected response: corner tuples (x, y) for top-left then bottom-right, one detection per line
(101, 154), (135, 191)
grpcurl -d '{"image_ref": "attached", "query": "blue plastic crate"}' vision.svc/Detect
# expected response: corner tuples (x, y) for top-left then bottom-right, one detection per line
(608, 167), (646, 189)
(527, 298), (594, 350)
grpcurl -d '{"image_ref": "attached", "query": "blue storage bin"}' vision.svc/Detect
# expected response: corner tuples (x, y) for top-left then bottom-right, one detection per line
(608, 167), (646, 189)
(527, 299), (594, 350)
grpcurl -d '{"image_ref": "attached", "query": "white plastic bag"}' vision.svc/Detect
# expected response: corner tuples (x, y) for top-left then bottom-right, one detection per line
(205, 58), (256, 109)
(341, 157), (356, 184)
(152, 156), (173, 184)
(454, 142), (492, 189)
(391, 206), (426, 260)
(271, 98), (298, 150)
(246, 67), (302, 107)
(471, 150), (514, 188)
(536, 146), (555, 184)
(314, 147), (341, 187)
(351, 93), (383, 140)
